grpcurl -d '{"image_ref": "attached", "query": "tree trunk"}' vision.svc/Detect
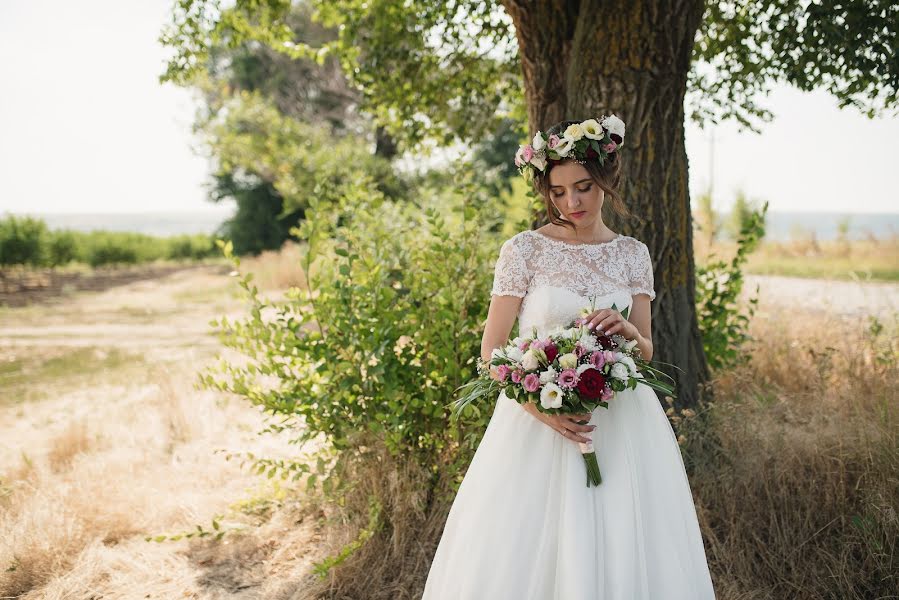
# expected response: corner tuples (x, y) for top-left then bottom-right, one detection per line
(504, 0), (710, 409)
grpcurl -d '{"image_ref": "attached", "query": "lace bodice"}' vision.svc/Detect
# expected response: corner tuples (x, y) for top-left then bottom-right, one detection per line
(490, 229), (656, 338)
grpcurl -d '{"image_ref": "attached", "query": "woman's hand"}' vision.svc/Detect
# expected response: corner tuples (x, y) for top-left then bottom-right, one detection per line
(581, 308), (638, 339)
(521, 403), (595, 444)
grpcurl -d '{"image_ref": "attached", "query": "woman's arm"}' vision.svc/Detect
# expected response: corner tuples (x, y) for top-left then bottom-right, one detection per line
(628, 293), (653, 361)
(480, 295), (523, 363)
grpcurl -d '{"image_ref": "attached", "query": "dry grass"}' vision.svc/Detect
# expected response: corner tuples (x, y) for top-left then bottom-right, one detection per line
(680, 309), (898, 599)
(0, 364), (322, 599)
(239, 241), (308, 292)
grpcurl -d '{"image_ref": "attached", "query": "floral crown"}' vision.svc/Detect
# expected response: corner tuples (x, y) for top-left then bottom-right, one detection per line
(514, 114), (626, 181)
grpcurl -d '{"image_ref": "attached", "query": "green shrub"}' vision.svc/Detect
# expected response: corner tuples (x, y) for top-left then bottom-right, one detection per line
(0, 214), (48, 266)
(198, 164), (511, 588)
(696, 200), (768, 371)
(47, 230), (79, 266)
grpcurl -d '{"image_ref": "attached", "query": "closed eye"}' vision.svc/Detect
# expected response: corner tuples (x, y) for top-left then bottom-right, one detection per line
(551, 184), (592, 198)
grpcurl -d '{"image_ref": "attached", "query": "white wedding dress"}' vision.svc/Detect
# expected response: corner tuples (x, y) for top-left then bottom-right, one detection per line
(421, 230), (716, 599)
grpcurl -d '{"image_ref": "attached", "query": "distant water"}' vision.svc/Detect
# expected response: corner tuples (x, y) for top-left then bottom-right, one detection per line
(26, 211), (234, 237)
(14, 209), (899, 241)
(739, 210), (898, 241)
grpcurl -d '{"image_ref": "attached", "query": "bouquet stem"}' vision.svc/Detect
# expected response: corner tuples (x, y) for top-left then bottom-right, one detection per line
(578, 440), (602, 487)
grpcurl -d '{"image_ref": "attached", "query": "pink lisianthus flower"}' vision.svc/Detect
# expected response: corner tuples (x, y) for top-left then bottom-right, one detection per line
(600, 384), (613, 401)
(604, 350), (617, 364)
(574, 343), (587, 358)
(511, 369), (524, 384)
(530, 339), (547, 351)
(495, 364), (511, 381)
(522, 373), (540, 392)
(548, 134), (561, 149)
(590, 350), (606, 369)
(518, 339), (531, 351)
(558, 368), (579, 389)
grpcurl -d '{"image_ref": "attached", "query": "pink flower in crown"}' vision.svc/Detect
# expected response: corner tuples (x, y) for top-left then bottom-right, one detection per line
(590, 350), (606, 369)
(511, 369), (523, 384)
(522, 145), (535, 163)
(522, 373), (540, 392)
(601, 384), (613, 401)
(548, 134), (561, 149)
(495, 364), (511, 381)
(558, 368), (579, 389)
(602, 141), (618, 153)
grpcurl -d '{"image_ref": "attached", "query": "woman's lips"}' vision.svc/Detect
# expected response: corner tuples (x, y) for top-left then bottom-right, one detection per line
(570, 211), (587, 218)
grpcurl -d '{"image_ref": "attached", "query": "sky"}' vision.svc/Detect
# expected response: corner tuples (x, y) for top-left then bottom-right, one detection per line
(0, 0), (897, 216)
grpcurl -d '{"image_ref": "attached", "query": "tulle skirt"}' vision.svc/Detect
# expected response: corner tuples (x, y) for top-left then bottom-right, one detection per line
(421, 383), (716, 600)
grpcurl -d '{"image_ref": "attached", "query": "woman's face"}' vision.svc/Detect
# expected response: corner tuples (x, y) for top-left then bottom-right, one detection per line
(547, 161), (604, 229)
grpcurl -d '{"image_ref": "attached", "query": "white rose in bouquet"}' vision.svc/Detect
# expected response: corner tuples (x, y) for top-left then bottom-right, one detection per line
(521, 349), (540, 371)
(611, 362), (630, 381)
(558, 353), (578, 369)
(506, 346), (524, 363)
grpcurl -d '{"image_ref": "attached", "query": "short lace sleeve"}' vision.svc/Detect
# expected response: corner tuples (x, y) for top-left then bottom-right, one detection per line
(490, 236), (531, 298)
(629, 241), (656, 300)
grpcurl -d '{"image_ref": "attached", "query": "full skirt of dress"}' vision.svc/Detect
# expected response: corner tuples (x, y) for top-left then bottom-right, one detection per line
(421, 381), (716, 600)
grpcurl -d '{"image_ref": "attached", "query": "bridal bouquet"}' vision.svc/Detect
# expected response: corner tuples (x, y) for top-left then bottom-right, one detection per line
(452, 302), (676, 487)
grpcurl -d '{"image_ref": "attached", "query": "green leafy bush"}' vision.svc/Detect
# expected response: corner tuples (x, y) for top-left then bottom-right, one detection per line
(0, 214), (48, 266)
(198, 163), (508, 586)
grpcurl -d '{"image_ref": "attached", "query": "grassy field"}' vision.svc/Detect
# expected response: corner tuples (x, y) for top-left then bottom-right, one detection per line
(696, 235), (899, 282)
(0, 243), (896, 598)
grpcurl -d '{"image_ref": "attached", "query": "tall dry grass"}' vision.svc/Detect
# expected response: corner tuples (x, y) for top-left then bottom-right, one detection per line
(0, 364), (317, 599)
(681, 309), (898, 599)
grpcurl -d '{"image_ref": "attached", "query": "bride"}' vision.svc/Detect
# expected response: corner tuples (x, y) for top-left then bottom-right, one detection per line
(421, 116), (716, 599)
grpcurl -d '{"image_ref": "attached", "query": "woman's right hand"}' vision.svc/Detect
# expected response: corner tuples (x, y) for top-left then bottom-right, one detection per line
(521, 403), (595, 444)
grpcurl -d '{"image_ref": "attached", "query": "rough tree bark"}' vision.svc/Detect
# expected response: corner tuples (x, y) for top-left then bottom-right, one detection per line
(504, 0), (710, 408)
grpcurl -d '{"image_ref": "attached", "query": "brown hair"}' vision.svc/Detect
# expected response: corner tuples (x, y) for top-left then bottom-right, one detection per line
(531, 119), (631, 231)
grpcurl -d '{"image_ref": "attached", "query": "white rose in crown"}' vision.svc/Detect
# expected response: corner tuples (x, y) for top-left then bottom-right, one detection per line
(521, 349), (540, 371)
(530, 152), (547, 171)
(581, 119), (605, 140)
(563, 123), (585, 141)
(600, 113), (626, 142)
(554, 136), (575, 157)
(532, 132), (546, 151)
(611, 362), (630, 381)
(540, 382), (564, 409)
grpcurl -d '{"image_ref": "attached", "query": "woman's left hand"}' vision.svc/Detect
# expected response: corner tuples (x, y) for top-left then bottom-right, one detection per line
(581, 308), (638, 339)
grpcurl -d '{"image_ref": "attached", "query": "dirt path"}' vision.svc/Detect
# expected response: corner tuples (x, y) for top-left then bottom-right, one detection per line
(744, 274), (898, 320)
